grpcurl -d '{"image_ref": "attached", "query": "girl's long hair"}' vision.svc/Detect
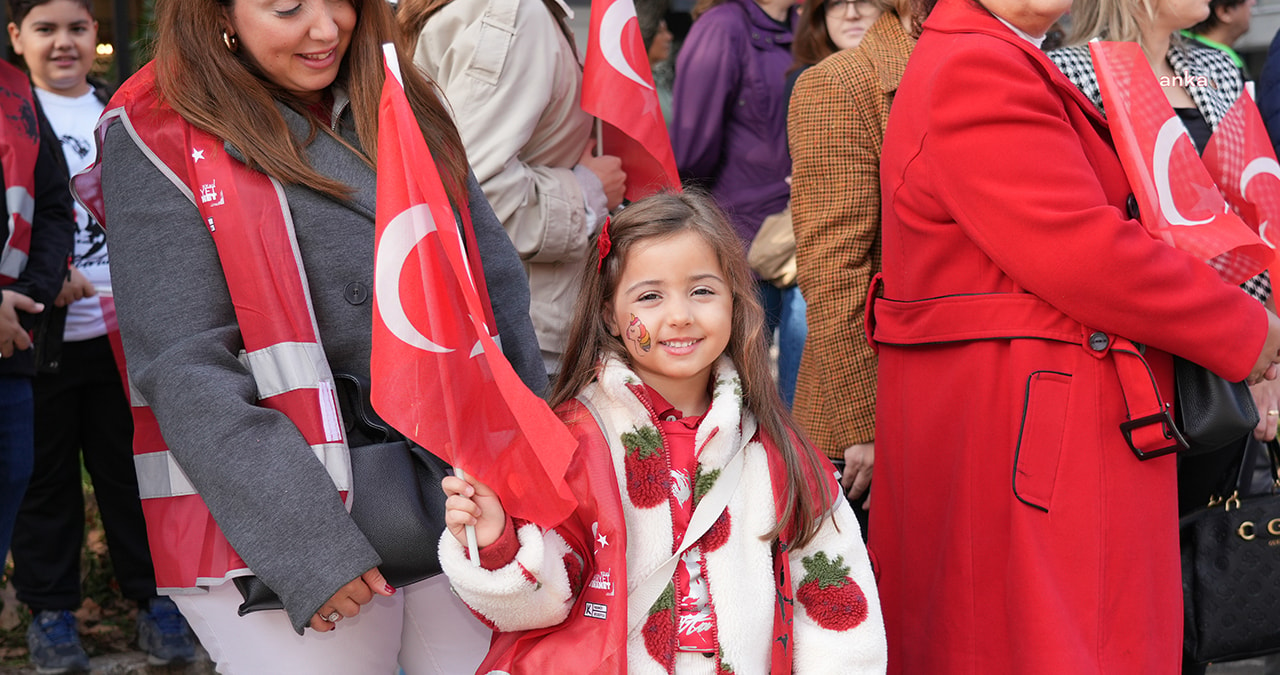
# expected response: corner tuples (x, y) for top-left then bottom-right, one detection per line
(153, 0), (467, 204)
(549, 192), (835, 549)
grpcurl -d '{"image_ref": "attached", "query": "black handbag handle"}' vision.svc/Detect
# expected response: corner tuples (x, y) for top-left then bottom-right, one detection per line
(331, 372), (406, 446)
(1210, 437), (1280, 509)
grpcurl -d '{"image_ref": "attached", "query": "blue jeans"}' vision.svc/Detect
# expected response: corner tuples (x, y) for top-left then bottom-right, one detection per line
(757, 282), (808, 407)
(0, 375), (34, 561)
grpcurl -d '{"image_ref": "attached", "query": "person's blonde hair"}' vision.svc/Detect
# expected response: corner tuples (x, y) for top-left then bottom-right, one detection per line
(1064, 0), (1157, 46)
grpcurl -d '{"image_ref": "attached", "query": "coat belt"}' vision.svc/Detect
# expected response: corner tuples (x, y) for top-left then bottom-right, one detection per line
(867, 275), (1186, 460)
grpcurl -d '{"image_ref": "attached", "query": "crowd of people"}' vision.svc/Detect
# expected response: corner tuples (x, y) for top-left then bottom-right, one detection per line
(4, 0), (1280, 672)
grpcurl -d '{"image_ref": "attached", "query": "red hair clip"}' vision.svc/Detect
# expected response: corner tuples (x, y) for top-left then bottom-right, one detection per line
(596, 216), (612, 271)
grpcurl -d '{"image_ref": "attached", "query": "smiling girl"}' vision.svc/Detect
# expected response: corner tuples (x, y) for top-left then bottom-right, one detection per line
(440, 192), (886, 674)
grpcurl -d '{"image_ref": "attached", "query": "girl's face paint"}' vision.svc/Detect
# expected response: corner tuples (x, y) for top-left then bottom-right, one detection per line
(625, 314), (652, 352)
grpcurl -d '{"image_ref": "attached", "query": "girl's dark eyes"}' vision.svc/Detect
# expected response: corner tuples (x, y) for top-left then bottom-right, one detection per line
(692, 287), (715, 296)
(637, 292), (661, 302)
(277, 4), (304, 17)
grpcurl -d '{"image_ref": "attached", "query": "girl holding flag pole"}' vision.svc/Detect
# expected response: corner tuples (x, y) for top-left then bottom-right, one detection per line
(440, 191), (887, 674)
(74, 0), (545, 671)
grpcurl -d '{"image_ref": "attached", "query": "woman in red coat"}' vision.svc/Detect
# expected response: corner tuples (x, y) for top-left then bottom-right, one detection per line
(869, 0), (1280, 672)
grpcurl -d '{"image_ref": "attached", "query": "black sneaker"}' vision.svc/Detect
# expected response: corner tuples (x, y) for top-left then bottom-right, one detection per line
(26, 610), (89, 674)
(136, 597), (196, 666)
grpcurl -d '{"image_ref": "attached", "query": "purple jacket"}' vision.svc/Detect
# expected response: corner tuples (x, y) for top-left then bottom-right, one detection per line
(671, 0), (795, 243)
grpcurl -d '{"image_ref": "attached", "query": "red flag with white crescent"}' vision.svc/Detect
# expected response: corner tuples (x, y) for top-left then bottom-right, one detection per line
(1202, 86), (1280, 281)
(1090, 40), (1272, 285)
(582, 0), (680, 200)
(371, 44), (578, 529)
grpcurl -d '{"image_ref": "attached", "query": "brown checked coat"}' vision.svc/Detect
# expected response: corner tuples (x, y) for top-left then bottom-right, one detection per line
(787, 13), (914, 459)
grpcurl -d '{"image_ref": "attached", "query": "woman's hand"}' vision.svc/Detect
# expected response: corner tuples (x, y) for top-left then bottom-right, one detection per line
(841, 442), (874, 503)
(578, 141), (627, 210)
(1251, 378), (1280, 441)
(1249, 311), (1280, 384)
(310, 567), (395, 632)
(442, 474), (506, 550)
(55, 267), (96, 308)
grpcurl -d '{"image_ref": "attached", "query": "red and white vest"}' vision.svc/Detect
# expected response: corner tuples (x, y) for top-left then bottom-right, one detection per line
(74, 63), (351, 591)
(0, 61), (39, 285)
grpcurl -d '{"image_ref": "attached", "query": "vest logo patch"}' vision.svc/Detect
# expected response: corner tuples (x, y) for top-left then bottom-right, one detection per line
(588, 570), (614, 596)
(200, 180), (224, 207)
(584, 602), (608, 620)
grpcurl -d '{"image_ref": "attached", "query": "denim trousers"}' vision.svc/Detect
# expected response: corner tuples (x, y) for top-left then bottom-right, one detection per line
(757, 281), (807, 407)
(0, 374), (34, 562)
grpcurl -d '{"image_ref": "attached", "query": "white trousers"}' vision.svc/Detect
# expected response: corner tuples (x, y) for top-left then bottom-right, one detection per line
(173, 575), (491, 675)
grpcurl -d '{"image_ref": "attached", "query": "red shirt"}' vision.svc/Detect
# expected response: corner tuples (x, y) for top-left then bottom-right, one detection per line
(642, 385), (718, 654)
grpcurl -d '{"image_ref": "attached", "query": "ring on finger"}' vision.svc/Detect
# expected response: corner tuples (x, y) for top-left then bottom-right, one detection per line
(1269, 410), (1279, 417)
(321, 610), (340, 622)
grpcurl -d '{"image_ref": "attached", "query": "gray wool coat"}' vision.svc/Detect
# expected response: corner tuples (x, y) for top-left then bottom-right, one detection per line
(100, 96), (546, 633)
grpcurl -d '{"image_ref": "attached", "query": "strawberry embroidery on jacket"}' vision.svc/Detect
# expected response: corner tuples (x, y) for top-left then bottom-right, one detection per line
(693, 465), (731, 552)
(796, 551), (869, 631)
(622, 425), (669, 508)
(643, 583), (677, 672)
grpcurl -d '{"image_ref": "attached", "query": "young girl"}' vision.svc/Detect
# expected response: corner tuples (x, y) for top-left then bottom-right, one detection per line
(441, 192), (887, 674)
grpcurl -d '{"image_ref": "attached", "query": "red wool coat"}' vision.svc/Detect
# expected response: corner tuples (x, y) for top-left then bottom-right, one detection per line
(868, 0), (1270, 672)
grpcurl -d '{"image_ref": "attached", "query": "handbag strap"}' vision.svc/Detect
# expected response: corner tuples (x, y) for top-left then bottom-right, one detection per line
(575, 394), (752, 635)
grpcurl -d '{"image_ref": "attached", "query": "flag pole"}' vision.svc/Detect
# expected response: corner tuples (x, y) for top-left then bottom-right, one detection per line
(454, 467), (482, 566)
(594, 117), (603, 157)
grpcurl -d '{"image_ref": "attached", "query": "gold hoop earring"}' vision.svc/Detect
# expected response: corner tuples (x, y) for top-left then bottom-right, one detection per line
(222, 31), (238, 52)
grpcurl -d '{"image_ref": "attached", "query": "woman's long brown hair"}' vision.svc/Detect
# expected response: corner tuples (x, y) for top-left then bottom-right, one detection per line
(396, 0), (459, 45)
(153, 0), (467, 203)
(549, 192), (836, 549)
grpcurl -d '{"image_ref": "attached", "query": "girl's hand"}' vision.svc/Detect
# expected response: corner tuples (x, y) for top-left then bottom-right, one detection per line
(310, 567), (395, 632)
(442, 474), (506, 550)
(1251, 378), (1280, 442)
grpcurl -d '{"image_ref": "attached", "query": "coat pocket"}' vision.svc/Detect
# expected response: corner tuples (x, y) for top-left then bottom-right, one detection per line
(1013, 370), (1071, 512)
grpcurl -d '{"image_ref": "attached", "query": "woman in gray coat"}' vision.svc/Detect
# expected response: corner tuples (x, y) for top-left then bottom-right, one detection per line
(86, 0), (544, 672)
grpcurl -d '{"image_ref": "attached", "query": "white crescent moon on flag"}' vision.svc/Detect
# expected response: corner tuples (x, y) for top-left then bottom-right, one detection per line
(374, 204), (453, 353)
(1241, 156), (1280, 200)
(600, 0), (653, 91)
(1153, 117), (1213, 226)
(1242, 157), (1280, 248)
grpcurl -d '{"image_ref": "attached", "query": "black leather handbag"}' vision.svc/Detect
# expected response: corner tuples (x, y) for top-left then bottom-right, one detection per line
(1174, 356), (1258, 457)
(234, 373), (449, 615)
(1181, 436), (1280, 663)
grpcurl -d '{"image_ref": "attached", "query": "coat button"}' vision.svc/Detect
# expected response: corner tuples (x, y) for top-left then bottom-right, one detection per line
(1126, 194), (1139, 220)
(344, 281), (369, 305)
(1088, 332), (1109, 352)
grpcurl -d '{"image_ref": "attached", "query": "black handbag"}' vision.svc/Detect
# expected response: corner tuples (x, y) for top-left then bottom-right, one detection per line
(234, 373), (449, 615)
(1181, 436), (1280, 663)
(1174, 356), (1258, 457)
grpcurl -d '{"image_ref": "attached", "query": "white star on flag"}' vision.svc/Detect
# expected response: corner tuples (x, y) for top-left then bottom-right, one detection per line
(191, 148), (205, 162)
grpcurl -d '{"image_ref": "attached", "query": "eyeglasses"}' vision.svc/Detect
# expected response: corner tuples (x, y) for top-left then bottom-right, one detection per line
(824, 0), (875, 15)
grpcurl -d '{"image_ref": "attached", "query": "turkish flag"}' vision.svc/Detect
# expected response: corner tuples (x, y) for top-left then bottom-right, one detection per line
(582, 0), (680, 200)
(1090, 40), (1271, 285)
(1203, 86), (1280, 281)
(371, 45), (578, 529)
